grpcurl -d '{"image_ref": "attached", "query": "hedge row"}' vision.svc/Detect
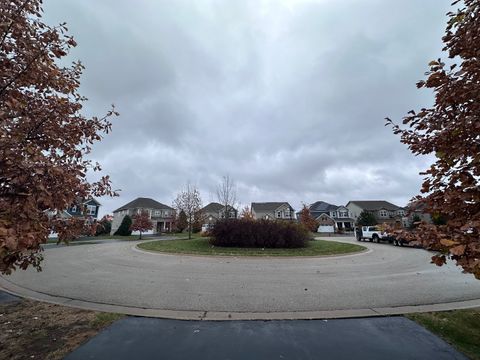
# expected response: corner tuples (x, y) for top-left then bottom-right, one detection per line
(210, 219), (309, 248)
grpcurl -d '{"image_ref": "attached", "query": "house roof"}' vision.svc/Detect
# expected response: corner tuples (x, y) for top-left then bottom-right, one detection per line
(405, 200), (427, 212)
(201, 202), (236, 213)
(251, 202), (292, 212)
(314, 213), (355, 222)
(201, 202), (223, 212)
(113, 197), (174, 213)
(84, 198), (101, 206)
(346, 200), (403, 211)
(309, 201), (339, 213)
(71, 197), (100, 206)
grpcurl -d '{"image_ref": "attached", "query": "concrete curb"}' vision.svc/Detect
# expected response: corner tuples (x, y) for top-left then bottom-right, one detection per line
(2, 276), (479, 321)
(132, 238), (372, 260)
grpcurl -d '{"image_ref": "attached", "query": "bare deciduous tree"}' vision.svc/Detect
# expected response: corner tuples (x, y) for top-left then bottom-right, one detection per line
(173, 183), (202, 239)
(216, 175), (237, 220)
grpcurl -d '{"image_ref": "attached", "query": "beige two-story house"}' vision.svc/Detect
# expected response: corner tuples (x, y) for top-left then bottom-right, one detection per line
(111, 197), (175, 235)
(346, 200), (407, 227)
(251, 202), (295, 220)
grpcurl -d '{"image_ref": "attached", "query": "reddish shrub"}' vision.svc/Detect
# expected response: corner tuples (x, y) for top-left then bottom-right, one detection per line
(210, 219), (308, 248)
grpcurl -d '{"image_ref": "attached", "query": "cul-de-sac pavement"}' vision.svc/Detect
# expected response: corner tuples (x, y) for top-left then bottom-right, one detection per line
(2, 237), (480, 319)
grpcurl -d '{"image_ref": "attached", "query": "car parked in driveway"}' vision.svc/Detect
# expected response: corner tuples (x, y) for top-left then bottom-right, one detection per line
(201, 223), (214, 233)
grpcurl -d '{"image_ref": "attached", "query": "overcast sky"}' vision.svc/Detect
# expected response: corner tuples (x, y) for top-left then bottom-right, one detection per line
(44, 0), (452, 216)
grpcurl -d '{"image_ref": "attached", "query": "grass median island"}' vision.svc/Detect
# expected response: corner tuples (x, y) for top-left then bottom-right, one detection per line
(137, 237), (366, 257)
(407, 308), (480, 360)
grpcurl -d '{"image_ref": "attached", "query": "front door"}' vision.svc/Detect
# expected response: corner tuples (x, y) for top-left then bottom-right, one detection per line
(156, 222), (164, 233)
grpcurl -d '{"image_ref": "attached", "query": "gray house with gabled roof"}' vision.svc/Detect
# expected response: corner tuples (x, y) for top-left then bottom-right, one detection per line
(201, 202), (237, 224)
(111, 197), (175, 235)
(251, 202), (295, 220)
(301, 201), (355, 233)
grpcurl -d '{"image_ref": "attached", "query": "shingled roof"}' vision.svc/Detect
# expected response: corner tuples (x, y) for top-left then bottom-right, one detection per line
(309, 201), (339, 212)
(346, 200), (402, 211)
(113, 197), (174, 213)
(251, 202), (292, 212)
(201, 202), (224, 212)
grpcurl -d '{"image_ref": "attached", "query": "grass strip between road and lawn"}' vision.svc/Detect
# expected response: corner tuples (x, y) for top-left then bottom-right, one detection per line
(137, 237), (366, 257)
(407, 308), (480, 360)
(0, 298), (123, 360)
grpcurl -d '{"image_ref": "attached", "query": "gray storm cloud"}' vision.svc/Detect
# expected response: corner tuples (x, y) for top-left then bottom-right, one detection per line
(43, 0), (450, 215)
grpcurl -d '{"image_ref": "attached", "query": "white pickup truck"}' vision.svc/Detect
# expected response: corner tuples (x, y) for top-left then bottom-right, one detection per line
(356, 226), (391, 243)
(356, 226), (406, 246)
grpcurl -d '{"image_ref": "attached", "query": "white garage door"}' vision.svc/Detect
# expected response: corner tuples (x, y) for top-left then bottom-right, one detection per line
(318, 225), (334, 233)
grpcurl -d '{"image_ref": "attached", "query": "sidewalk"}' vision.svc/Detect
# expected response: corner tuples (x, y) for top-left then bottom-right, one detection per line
(65, 316), (467, 360)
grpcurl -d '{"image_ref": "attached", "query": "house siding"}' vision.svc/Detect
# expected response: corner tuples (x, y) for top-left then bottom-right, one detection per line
(346, 203), (364, 222)
(110, 207), (175, 235)
(252, 203), (294, 220)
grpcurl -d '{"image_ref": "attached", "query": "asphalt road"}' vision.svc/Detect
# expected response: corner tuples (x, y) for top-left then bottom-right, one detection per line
(2, 237), (480, 315)
(65, 316), (467, 360)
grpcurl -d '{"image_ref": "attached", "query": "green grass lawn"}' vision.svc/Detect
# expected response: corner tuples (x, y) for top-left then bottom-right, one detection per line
(137, 238), (366, 257)
(407, 308), (480, 360)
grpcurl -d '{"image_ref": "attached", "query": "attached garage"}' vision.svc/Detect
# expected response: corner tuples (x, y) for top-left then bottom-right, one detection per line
(316, 213), (335, 233)
(318, 225), (334, 233)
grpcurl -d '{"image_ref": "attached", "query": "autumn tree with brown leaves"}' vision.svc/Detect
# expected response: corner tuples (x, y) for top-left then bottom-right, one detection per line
(240, 206), (254, 220)
(0, 1), (118, 274)
(298, 204), (318, 232)
(387, 0), (480, 278)
(131, 211), (153, 239)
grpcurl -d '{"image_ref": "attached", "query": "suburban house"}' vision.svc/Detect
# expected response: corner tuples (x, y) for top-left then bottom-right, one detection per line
(346, 200), (407, 227)
(302, 201), (355, 233)
(405, 200), (433, 227)
(67, 198), (101, 220)
(201, 202), (238, 227)
(251, 202), (295, 220)
(62, 198), (101, 224)
(110, 197), (175, 235)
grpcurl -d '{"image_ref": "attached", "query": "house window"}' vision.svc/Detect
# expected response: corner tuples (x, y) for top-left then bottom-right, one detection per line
(277, 211), (282, 218)
(284, 209), (290, 218)
(339, 211), (348, 218)
(155, 210), (161, 216)
(86, 205), (96, 215)
(380, 210), (388, 217)
(71, 205), (77, 213)
(229, 212), (235, 218)
(397, 210), (405, 216)
(332, 211), (337, 218)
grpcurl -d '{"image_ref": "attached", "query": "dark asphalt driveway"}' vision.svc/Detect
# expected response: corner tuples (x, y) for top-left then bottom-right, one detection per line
(65, 316), (466, 360)
(0, 290), (19, 304)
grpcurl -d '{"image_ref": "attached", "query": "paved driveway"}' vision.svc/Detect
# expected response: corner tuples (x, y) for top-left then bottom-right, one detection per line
(1, 237), (480, 318)
(65, 316), (467, 360)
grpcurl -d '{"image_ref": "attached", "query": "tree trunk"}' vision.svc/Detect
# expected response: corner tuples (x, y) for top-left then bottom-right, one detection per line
(139, 232), (142, 240)
(189, 215), (192, 239)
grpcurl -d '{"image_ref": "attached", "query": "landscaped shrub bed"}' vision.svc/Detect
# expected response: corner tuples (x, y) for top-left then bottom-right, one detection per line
(210, 219), (309, 248)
